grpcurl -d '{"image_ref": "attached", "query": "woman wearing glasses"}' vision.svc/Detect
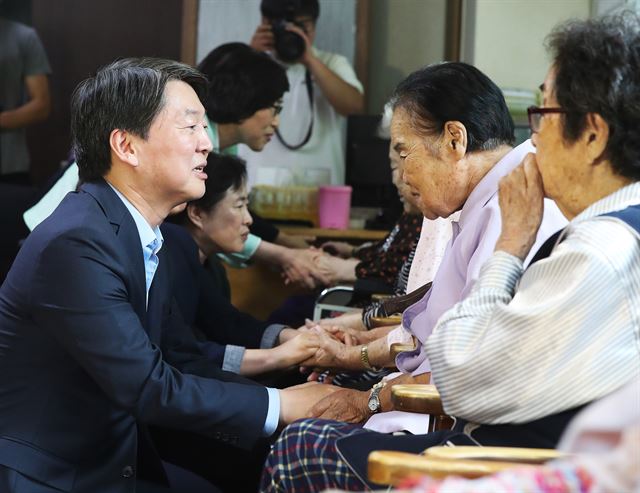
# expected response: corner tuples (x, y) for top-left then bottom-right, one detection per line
(262, 13), (640, 493)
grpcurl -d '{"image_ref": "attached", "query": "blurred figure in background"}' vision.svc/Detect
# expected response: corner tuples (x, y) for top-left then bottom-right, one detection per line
(0, 11), (50, 183)
(245, 0), (364, 187)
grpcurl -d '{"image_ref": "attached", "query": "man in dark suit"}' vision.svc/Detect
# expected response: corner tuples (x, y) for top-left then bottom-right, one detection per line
(0, 57), (331, 493)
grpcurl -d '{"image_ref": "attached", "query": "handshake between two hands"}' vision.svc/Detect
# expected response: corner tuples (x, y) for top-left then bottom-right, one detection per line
(287, 318), (364, 383)
(278, 319), (375, 426)
(280, 241), (359, 289)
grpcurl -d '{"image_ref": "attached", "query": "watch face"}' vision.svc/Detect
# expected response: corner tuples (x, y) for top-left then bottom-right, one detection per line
(368, 397), (379, 412)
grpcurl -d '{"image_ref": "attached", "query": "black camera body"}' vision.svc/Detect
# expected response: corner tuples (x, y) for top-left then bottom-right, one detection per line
(262, 0), (307, 63)
(271, 18), (306, 63)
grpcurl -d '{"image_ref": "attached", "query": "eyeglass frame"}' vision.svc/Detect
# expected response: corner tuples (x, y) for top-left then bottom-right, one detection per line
(527, 106), (568, 133)
(270, 101), (284, 116)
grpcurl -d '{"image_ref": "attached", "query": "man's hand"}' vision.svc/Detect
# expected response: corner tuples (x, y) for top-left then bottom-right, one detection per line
(308, 388), (370, 423)
(250, 23), (274, 52)
(495, 153), (545, 260)
(279, 382), (340, 426)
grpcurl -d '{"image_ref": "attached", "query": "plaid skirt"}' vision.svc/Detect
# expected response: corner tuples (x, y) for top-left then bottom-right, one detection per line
(260, 419), (371, 493)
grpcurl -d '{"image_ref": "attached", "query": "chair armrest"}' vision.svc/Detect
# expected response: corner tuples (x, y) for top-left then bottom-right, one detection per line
(380, 282), (431, 316)
(369, 315), (402, 328)
(368, 450), (532, 485)
(424, 446), (565, 464)
(371, 293), (394, 302)
(391, 384), (444, 415)
(389, 342), (416, 360)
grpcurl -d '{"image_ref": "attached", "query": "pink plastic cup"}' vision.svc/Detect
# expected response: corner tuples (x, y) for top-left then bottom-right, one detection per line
(317, 185), (352, 229)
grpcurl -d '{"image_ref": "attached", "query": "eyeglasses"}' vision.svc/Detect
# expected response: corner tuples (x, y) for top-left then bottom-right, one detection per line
(527, 106), (568, 133)
(271, 101), (283, 116)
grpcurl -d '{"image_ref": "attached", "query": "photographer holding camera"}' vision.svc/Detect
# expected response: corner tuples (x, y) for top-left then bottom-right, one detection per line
(246, 0), (364, 186)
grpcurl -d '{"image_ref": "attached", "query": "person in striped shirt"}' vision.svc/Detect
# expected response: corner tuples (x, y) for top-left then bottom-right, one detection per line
(260, 12), (640, 493)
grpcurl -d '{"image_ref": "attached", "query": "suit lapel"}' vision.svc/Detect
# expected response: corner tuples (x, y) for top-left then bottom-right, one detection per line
(80, 179), (149, 330)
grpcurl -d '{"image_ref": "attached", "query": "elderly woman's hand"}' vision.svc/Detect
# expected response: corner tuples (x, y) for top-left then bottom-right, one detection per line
(280, 248), (326, 288)
(321, 241), (355, 258)
(495, 153), (545, 260)
(300, 326), (363, 371)
(311, 253), (358, 285)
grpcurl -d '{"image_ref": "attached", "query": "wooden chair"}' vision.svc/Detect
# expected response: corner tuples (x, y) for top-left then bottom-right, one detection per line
(368, 384), (564, 485)
(369, 314), (402, 328)
(368, 447), (565, 485)
(391, 384), (453, 432)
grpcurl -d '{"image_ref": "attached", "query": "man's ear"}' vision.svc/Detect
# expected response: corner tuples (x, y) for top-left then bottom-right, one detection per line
(109, 129), (139, 167)
(186, 203), (205, 230)
(583, 112), (609, 165)
(443, 121), (467, 160)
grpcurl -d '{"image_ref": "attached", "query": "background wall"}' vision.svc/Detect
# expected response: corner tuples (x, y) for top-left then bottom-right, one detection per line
(366, 0), (447, 113)
(196, 0), (356, 65)
(462, 0), (591, 92)
(5, 0), (639, 185)
(1, 0), (188, 184)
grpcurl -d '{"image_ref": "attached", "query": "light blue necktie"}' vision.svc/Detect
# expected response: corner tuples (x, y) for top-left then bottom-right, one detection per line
(143, 238), (161, 306)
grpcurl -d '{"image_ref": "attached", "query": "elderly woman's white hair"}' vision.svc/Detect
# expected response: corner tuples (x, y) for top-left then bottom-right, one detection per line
(376, 102), (394, 140)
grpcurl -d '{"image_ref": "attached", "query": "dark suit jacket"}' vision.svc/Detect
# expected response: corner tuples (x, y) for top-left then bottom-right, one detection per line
(0, 180), (269, 493)
(161, 223), (275, 367)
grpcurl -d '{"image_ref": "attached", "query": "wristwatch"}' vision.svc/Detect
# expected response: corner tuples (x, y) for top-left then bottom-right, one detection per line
(367, 381), (387, 414)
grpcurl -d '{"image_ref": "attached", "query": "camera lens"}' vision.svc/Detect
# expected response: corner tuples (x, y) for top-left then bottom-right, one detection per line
(272, 20), (305, 63)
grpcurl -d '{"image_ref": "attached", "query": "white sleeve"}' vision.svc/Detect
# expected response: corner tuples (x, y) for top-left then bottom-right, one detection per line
(24, 163), (80, 231)
(320, 51), (363, 93)
(426, 221), (640, 424)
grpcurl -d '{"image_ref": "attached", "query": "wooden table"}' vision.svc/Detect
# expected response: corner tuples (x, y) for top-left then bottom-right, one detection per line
(226, 227), (389, 319)
(281, 226), (388, 242)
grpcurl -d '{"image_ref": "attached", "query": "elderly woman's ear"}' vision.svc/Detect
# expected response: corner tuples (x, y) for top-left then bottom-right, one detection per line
(444, 121), (467, 158)
(584, 112), (609, 165)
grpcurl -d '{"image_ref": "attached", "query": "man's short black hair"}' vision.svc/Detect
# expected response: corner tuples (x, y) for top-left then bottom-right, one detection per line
(547, 12), (640, 180)
(198, 42), (289, 124)
(71, 57), (207, 182)
(391, 62), (515, 153)
(261, 0), (320, 21)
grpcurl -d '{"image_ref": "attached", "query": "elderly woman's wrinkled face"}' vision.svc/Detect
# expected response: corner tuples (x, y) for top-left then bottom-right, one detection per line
(389, 144), (420, 214)
(532, 67), (589, 208)
(390, 108), (466, 220)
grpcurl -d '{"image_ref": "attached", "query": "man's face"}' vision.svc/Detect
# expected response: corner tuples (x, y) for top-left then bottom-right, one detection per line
(391, 108), (466, 220)
(532, 67), (586, 207)
(237, 102), (280, 151)
(133, 80), (212, 207)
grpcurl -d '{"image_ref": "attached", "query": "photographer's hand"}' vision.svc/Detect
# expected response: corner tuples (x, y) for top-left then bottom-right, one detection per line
(285, 23), (314, 66)
(250, 22), (275, 52)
